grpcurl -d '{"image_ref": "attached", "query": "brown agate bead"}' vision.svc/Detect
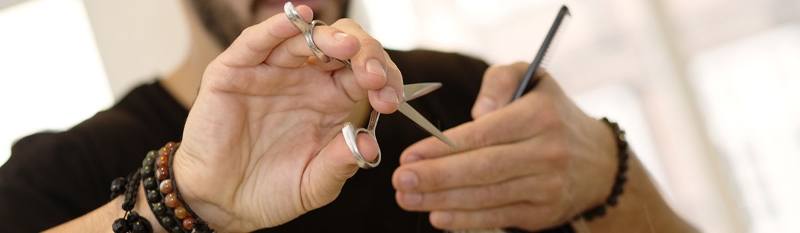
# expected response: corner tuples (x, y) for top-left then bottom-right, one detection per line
(182, 216), (195, 230)
(156, 155), (169, 169)
(165, 141), (177, 148)
(156, 167), (169, 181)
(174, 205), (187, 219)
(158, 147), (170, 157)
(164, 193), (180, 208)
(159, 179), (174, 194)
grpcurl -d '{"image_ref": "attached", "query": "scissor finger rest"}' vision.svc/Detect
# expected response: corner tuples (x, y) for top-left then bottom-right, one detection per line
(343, 110), (382, 169)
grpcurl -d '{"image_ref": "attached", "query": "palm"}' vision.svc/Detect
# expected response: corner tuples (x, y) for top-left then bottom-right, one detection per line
(177, 60), (361, 230)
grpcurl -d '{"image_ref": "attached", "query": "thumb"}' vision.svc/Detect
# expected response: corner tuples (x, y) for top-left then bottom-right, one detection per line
(303, 130), (379, 209)
(471, 62), (530, 119)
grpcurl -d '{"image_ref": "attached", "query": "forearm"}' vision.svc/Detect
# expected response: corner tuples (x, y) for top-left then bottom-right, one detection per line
(44, 185), (166, 233)
(572, 150), (697, 232)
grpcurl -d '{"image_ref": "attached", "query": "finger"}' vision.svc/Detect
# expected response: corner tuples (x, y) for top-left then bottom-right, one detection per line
(429, 203), (563, 231)
(217, 5), (314, 67)
(393, 139), (566, 192)
(266, 24), (360, 68)
(399, 83), (562, 163)
(332, 19), (403, 112)
(304, 131), (378, 208)
(367, 53), (404, 114)
(472, 62), (531, 119)
(395, 175), (565, 211)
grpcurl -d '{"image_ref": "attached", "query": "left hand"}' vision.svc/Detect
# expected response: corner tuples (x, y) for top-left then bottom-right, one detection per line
(392, 63), (619, 231)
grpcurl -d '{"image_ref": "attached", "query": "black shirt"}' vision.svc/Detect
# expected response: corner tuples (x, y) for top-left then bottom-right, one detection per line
(0, 50), (485, 232)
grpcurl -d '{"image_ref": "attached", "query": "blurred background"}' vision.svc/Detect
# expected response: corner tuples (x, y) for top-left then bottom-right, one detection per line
(0, 0), (798, 232)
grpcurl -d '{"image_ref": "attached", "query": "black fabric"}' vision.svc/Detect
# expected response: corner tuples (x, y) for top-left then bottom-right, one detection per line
(0, 50), (573, 232)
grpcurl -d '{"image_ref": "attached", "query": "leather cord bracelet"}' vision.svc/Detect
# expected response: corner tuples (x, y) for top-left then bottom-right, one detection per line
(110, 168), (153, 233)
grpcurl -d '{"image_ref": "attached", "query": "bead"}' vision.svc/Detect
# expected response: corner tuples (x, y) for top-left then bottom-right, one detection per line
(151, 202), (166, 217)
(616, 174), (627, 183)
(157, 167), (170, 181)
(607, 196), (619, 206)
(160, 179), (174, 194)
(143, 177), (158, 190)
(165, 193), (180, 208)
(159, 147), (170, 157)
(142, 156), (156, 168)
(174, 205), (187, 219)
(156, 154), (169, 169)
(612, 185), (624, 195)
(131, 220), (149, 233)
(595, 206), (607, 216)
(110, 177), (126, 194)
(112, 218), (128, 233)
(166, 142), (177, 148)
(146, 189), (161, 203)
(126, 210), (140, 222)
(161, 215), (176, 228)
(141, 165), (155, 178)
(182, 216), (195, 230)
(170, 225), (184, 233)
(146, 150), (158, 159)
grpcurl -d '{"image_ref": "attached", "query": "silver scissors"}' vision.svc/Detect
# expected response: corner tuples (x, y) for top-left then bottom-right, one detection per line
(284, 2), (457, 169)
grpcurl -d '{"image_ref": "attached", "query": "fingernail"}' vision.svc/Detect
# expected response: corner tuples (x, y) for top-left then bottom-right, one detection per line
(333, 32), (348, 41)
(379, 86), (400, 104)
(399, 171), (418, 191)
(403, 154), (421, 164)
(402, 193), (422, 206)
(366, 59), (386, 77)
(432, 212), (453, 226)
(474, 97), (497, 116)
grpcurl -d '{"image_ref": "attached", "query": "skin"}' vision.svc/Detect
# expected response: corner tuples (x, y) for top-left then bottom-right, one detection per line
(45, 0), (697, 232)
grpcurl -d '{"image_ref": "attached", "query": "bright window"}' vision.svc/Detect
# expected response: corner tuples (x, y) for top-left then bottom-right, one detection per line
(0, 0), (112, 165)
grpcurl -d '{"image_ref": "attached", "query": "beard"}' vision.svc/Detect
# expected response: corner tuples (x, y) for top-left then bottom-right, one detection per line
(189, 0), (350, 49)
(189, 0), (248, 49)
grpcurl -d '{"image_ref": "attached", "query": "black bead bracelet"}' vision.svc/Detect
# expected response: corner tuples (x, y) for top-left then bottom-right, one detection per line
(575, 117), (629, 221)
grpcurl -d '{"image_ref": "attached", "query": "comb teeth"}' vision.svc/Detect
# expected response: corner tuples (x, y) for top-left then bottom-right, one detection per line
(540, 12), (571, 69)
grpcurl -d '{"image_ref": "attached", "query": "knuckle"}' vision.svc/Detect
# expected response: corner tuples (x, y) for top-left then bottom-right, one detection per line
(334, 18), (362, 29)
(473, 157), (496, 183)
(430, 192), (449, 207)
(486, 65), (521, 92)
(427, 167), (449, 189)
(473, 186), (495, 205)
(359, 37), (383, 50)
(466, 126), (491, 148)
(483, 210), (505, 227)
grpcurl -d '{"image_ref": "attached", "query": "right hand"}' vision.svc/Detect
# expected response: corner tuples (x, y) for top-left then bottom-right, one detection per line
(170, 5), (403, 232)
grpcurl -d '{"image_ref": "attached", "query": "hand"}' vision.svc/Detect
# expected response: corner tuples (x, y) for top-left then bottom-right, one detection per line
(392, 63), (619, 231)
(170, 5), (403, 232)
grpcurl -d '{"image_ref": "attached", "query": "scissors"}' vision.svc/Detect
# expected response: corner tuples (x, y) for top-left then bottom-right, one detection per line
(284, 2), (457, 169)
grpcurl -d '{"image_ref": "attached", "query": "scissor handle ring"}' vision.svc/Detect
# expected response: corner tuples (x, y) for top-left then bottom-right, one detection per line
(343, 123), (382, 169)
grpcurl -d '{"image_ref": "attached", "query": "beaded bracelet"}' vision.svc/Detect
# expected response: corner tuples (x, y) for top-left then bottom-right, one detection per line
(142, 147), (187, 233)
(167, 142), (214, 233)
(141, 142), (215, 233)
(575, 117), (629, 221)
(110, 169), (153, 233)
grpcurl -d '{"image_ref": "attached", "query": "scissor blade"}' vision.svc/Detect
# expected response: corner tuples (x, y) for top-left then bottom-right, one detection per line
(403, 83), (442, 102)
(397, 102), (458, 149)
